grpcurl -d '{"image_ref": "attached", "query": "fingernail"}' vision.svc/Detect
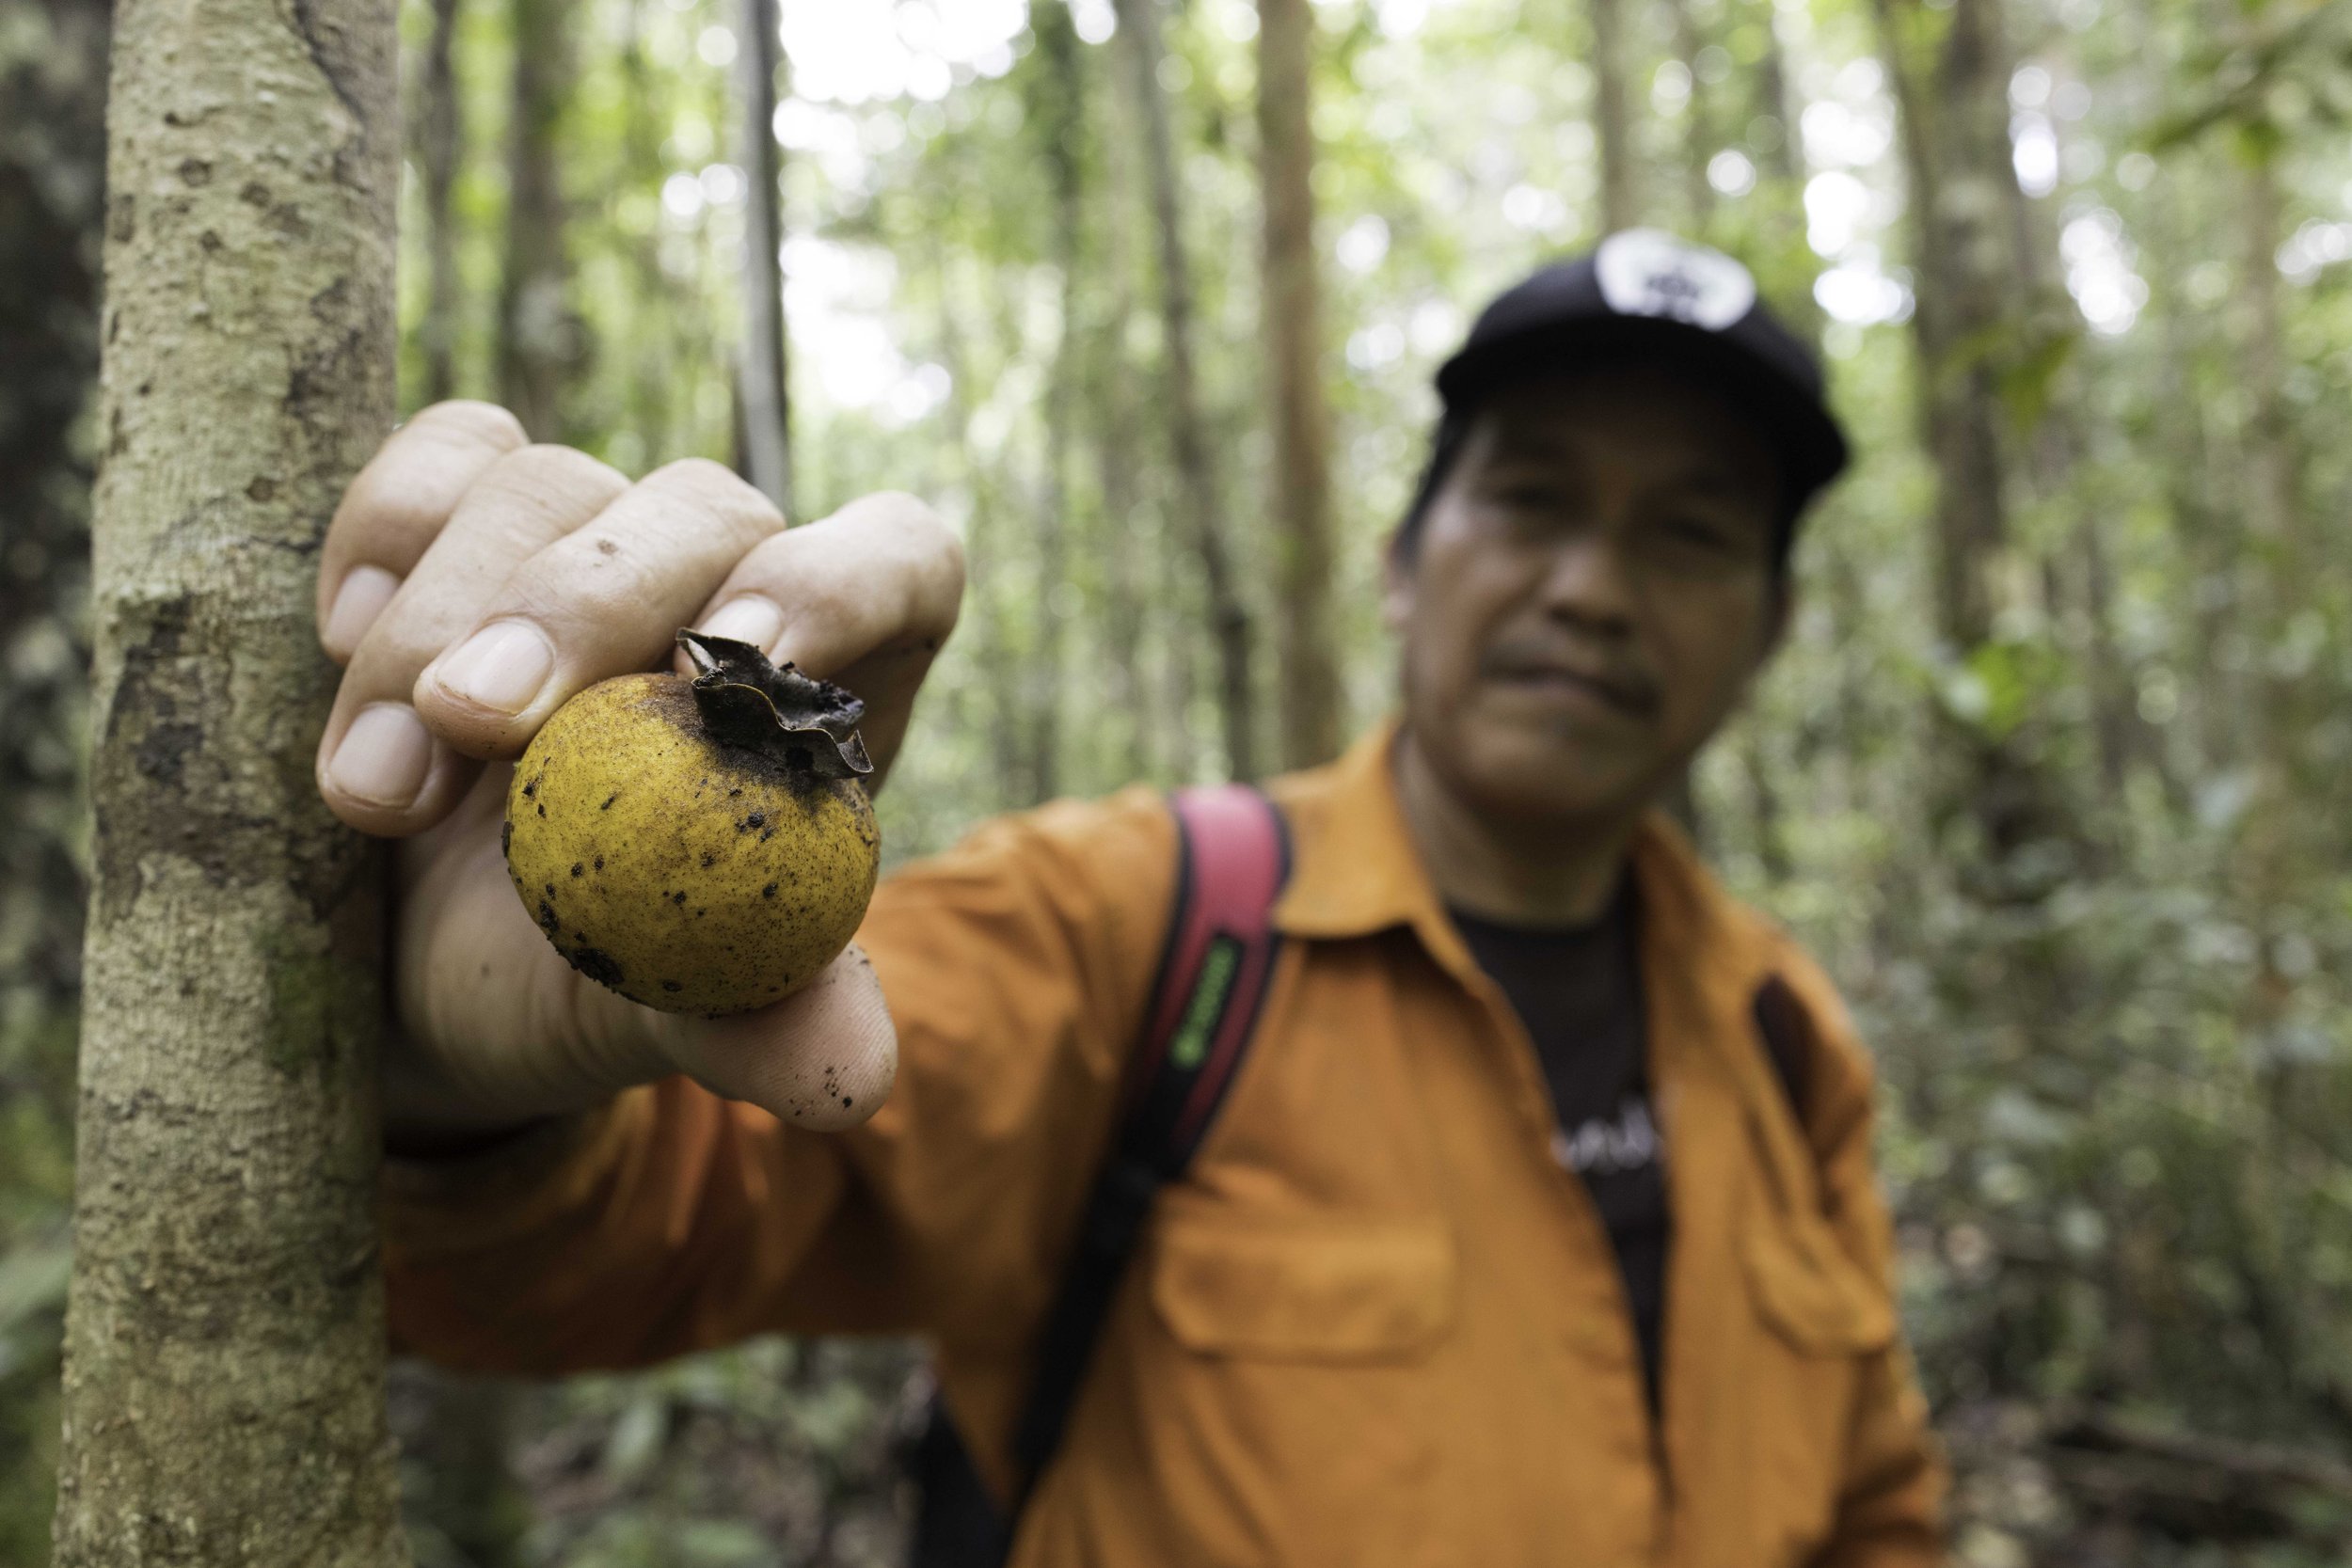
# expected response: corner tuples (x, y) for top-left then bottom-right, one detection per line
(328, 704), (435, 808)
(323, 564), (399, 656)
(698, 595), (785, 655)
(432, 620), (555, 715)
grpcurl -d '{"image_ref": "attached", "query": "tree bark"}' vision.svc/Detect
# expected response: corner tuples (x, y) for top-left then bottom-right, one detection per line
(1032, 0), (1087, 801)
(1874, 0), (2049, 869)
(1755, 0), (1825, 344)
(1114, 0), (1259, 781)
(1092, 52), (1153, 781)
(52, 0), (407, 1560)
(415, 0), (462, 405)
(734, 0), (790, 514)
(497, 0), (572, 440)
(1257, 0), (1343, 771)
(1668, 0), (1716, 230)
(1590, 0), (1637, 233)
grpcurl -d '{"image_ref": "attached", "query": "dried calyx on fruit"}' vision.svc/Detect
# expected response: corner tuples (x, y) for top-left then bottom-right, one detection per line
(501, 629), (882, 1017)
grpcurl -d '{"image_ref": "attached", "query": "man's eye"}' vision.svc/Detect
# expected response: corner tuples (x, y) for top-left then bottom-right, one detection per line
(1661, 515), (1734, 551)
(1498, 483), (1564, 511)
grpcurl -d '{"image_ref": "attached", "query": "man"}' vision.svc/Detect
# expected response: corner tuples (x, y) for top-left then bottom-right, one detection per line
(322, 228), (1943, 1566)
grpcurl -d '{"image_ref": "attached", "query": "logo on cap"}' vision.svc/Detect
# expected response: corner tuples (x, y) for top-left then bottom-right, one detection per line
(1594, 228), (1756, 331)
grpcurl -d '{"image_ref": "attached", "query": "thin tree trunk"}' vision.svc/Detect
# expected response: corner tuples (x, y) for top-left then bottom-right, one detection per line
(1874, 0), (2048, 868)
(416, 0), (463, 405)
(734, 0), (789, 513)
(1258, 0), (1342, 770)
(620, 0), (674, 465)
(1033, 0), (1087, 801)
(1755, 0), (1825, 343)
(1093, 58), (1153, 781)
(1591, 0), (1637, 232)
(1668, 0), (1716, 230)
(391, 1367), (528, 1568)
(1114, 0), (1259, 781)
(53, 0), (406, 1559)
(497, 0), (572, 440)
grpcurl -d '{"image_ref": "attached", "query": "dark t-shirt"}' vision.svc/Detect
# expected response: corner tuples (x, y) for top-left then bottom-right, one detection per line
(1452, 879), (1668, 1407)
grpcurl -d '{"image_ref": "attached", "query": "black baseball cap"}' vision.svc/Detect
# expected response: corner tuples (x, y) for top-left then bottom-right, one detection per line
(1433, 229), (1851, 525)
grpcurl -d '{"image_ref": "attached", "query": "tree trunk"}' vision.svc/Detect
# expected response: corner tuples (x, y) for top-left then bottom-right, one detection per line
(1874, 0), (2049, 870)
(53, 0), (407, 1559)
(1257, 0), (1342, 771)
(1114, 0), (1259, 781)
(497, 0), (572, 440)
(1092, 53), (1153, 781)
(1668, 0), (1716, 230)
(415, 0), (462, 405)
(734, 0), (789, 514)
(1755, 0), (1825, 343)
(1590, 0), (1637, 233)
(619, 0), (675, 465)
(1032, 0), (1087, 802)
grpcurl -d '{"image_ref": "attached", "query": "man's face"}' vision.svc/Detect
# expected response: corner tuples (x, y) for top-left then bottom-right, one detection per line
(1385, 363), (1788, 828)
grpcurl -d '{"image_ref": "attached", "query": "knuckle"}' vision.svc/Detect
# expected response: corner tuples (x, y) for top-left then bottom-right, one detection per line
(481, 442), (624, 496)
(644, 458), (781, 541)
(407, 401), (528, 451)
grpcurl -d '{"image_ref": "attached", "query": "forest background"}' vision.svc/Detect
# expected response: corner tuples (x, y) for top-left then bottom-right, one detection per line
(4, 0), (2351, 1561)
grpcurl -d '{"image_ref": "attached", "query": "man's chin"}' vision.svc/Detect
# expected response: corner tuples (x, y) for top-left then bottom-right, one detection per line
(1450, 725), (1661, 827)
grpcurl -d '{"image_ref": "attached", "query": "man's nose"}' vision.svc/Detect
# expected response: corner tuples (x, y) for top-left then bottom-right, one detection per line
(1535, 527), (1639, 635)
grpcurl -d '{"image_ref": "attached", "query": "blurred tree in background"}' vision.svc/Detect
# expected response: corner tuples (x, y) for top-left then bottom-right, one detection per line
(6, 0), (2352, 1561)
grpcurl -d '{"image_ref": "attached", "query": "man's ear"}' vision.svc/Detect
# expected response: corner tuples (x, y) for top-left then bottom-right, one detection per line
(1380, 529), (1416, 635)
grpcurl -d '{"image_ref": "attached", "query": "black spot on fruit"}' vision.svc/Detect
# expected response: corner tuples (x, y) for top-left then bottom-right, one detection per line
(594, 855), (604, 870)
(536, 802), (546, 816)
(501, 820), (513, 856)
(746, 812), (766, 831)
(601, 792), (618, 810)
(571, 863), (584, 878)
(661, 980), (683, 993)
(568, 945), (626, 987)
(521, 778), (537, 800)
(761, 883), (777, 898)
(701, 850), (717, 868)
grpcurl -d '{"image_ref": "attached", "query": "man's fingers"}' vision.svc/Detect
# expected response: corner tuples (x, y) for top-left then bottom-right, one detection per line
(413, 458), (786, 759)
(651, 946), (898, 1132)
(319, 402), (526, 664)
(318, 444), (629, 836)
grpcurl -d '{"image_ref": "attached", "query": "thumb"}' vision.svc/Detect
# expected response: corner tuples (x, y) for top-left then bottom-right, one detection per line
(644, 944), (898, 1131)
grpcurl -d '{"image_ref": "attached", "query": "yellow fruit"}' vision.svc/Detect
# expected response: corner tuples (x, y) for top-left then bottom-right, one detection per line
(503, 630), (881, 1016)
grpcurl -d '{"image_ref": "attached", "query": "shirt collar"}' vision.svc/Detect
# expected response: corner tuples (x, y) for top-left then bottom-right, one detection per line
(1269, 714), (1775, 994)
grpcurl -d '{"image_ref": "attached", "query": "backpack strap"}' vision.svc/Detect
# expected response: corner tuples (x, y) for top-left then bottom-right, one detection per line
(1008, 784), (1291, 1503)
(908, 785), (1292, 1568)
(1750, 973), (1812, 1128)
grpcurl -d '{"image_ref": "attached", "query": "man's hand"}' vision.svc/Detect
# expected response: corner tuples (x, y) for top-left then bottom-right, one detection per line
(313, 402), (962, 1147)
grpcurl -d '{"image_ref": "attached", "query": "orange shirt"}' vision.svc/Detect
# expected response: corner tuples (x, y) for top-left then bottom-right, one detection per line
(384, 718), (1944, 1568)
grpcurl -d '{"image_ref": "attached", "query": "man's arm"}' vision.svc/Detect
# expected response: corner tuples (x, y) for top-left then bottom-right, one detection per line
(379, 787), (1181, 1375)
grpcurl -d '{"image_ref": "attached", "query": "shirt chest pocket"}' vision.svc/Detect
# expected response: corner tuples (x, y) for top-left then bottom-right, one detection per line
(1134, 1210), (1456, 1566)
(1739, 1177), (1898, 1560)
(1151, 1212), (1456, 1359)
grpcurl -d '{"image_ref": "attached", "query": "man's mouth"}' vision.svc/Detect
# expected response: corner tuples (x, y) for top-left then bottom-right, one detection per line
(1486, 660), (1659, 718)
